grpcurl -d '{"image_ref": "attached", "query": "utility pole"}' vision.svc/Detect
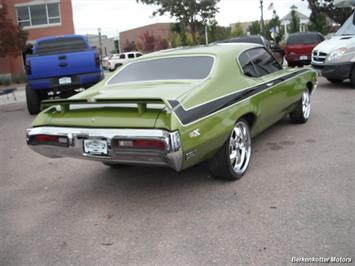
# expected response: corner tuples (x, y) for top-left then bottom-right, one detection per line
(205, 24), (208, 45)
(97, 27), (103, 59)
(260, 0), (265, 36)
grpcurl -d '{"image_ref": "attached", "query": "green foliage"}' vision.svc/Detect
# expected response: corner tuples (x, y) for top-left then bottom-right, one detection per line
(308, 11), (327, 34)
(289, 10), (300, 33)
(0, 4), (28, 57)
(12, 74), (26, 84)
(185, 32), (194, 46)
(172, 33), (182, 47)
(248, 21), (261, 35)
(305, 0), (352, 25)
(207, 24), (231, 43)
(231, 23), (244, 37)
(0, 77), (11, 86)
(137, 0), (220, 45)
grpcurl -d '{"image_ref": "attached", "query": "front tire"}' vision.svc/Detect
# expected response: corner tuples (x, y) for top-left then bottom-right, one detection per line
(289, 89), (311, 124)
(209, 119), (252, 181)
(26, 85), (41, 115)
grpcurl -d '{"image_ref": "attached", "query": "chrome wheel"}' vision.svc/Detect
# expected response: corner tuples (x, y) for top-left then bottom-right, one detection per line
(229, 121), (251, 175)
(302, 90), (311, 119)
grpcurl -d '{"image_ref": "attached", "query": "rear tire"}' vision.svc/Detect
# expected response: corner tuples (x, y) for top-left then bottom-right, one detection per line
(209, 119), (252, 181)
(26, 85), (41, 115)
(288, 62), (295, 68)
(327, 78), (343, 84)
(350, 67), (355, 87)
(289, 89), (311, 124)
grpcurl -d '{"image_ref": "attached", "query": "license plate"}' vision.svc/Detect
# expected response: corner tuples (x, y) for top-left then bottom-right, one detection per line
(300, 56), (308, 60)
(83, 139), (108, 155)
(59, 77), (71, 85)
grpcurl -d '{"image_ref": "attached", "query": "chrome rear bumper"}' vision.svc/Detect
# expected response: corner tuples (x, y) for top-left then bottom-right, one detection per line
(26, 127), (183, 171)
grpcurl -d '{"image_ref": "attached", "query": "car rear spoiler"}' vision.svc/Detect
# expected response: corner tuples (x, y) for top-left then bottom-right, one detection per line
(40, 98), (172, 114)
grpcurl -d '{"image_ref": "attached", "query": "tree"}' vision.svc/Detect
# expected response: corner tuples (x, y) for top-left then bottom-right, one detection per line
(0, 4), (28, 57)
(230, 23), (244, 37)
(308, 11), (327, 34)
(248, 21), (261, 35)
(289, 8), (300, 33)
(171, 32), (182, 47)
(206, 20), (231, 43)
(155, 36), (169, 50)
(123, 40), (136, 52)
(137, 0), (220, 45)
(303, 0), (352, 25)
(142, 31), (156, 52)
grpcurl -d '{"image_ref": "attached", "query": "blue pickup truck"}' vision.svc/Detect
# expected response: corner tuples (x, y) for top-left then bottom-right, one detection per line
(25, 35), (103, 114)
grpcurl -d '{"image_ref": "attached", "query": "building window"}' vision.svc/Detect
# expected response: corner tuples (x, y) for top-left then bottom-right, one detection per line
(16, 2), (61, 28)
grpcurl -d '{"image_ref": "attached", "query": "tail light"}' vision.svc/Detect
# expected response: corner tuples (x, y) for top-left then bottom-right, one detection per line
(25, 63), (32, 75)
(95, 53), (100, 67)
(117, 139), (166, 151)
(28, 134), (69, 147)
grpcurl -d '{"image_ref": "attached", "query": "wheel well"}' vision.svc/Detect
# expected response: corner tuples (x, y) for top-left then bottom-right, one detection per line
(306, 82), (314, 93)
(240, 112), (257, 128)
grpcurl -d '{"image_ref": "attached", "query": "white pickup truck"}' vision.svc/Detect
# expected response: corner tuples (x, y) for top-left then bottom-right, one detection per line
(107, 51), (143, 71)
(312, 0), (355, 85)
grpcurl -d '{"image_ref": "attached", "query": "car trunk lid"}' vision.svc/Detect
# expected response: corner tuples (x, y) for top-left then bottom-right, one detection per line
(37, 81), (202, 128)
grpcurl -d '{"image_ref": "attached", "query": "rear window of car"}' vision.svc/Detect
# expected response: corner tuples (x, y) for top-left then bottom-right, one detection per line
(108, 56), (214, 84)
(287, 33), (322, 45)
(223, 36), (263, 45)
(35, 37), (87, 55)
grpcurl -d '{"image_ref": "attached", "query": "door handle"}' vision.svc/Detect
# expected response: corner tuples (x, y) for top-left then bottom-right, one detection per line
(59, 62), (68, 67)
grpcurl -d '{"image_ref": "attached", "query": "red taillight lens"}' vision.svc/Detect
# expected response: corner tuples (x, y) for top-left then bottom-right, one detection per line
(29, 134), (68, 146)
(117, 139), (166, 150)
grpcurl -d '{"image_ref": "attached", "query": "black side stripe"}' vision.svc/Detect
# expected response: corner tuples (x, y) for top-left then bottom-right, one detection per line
(168, 69), (311, 125)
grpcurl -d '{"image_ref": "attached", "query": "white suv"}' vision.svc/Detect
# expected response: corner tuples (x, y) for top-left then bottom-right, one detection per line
(107, 51), (143, 71)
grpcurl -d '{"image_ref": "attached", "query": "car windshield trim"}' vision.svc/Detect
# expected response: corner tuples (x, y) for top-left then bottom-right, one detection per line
(106, 55), (216, 85)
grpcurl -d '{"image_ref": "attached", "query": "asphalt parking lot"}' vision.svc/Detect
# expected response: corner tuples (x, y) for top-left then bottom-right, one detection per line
(0, 77), (354, 265)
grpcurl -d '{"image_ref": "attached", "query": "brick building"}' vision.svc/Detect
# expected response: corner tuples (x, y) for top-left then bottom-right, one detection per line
(119, 23), (173, 52)
(0, 0), (75, 80)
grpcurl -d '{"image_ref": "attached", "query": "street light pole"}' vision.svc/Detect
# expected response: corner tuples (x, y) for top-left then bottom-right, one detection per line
(260, 0), (265, 36)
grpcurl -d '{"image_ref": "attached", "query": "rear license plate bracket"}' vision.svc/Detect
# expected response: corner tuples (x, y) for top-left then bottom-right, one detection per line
(83, 139), (108, 156)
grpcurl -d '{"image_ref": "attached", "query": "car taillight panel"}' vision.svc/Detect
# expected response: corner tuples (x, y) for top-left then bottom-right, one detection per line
(28, 134), (69, 147)
(116, 139), (166, 151)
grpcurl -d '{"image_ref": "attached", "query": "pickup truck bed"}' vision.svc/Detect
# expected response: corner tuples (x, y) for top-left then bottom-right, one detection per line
(26, 35), (103, 114)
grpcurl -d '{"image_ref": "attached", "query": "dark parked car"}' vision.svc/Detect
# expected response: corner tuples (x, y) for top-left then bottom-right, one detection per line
(285, 32), (324, 67)
(219, 35), (284, 65)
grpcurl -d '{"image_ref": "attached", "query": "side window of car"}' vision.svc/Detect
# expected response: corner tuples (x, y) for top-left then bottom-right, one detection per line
(136, 53), (142, 58)
(128, 53), (135, 59)
(119, 54), (126, 59)
(238, 52), (259, 78)
(246, 48), (281, 76)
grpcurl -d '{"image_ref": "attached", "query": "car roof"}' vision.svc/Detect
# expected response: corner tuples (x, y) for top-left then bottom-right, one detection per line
(139, 43), (261, 60)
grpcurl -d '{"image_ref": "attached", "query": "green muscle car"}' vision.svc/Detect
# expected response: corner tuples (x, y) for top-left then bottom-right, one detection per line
(26, 44), (317, 180)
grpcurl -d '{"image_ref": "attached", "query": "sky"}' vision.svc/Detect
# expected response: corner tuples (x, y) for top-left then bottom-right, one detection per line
(72, 0), (311, 37)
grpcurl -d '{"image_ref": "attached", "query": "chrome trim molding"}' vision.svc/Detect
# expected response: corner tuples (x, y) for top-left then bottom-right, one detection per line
(26, 127), (183, 171)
